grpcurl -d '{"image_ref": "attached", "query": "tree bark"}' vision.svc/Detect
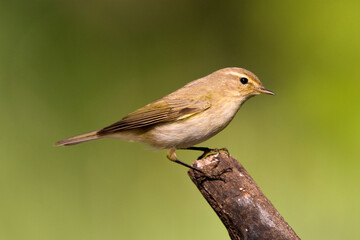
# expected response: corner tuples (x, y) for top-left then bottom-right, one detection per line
(188, 151), (300, 240)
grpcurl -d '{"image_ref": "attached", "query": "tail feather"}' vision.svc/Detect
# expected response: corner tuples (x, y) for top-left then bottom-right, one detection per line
(55, 130), (101, 146)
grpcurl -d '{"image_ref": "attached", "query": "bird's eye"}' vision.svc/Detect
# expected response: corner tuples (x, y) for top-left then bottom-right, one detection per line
(240, 77), (248, 85)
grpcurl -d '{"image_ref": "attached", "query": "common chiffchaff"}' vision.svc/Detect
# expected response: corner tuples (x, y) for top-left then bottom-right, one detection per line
(55, 67), (274, 171)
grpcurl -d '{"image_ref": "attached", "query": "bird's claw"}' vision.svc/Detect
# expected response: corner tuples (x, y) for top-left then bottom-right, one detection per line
(198, 147), (229, 159)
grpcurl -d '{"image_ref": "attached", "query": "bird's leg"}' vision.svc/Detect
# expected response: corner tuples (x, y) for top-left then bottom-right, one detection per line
(184, 147), (212, 159)
(168, 148), (231, 180)
(167, 148), (204, 174)
(185, 146), (212, 152)
(182, 146), (229, 159)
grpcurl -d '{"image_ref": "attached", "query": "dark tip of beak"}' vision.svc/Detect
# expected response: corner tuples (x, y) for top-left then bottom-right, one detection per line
(257, 88), (275, 95)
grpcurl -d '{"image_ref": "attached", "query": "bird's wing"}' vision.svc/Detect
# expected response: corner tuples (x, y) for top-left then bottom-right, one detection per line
(97, 98), (211, 135)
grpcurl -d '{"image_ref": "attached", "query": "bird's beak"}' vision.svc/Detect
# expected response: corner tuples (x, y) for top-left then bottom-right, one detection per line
(257, 87), (275, 95)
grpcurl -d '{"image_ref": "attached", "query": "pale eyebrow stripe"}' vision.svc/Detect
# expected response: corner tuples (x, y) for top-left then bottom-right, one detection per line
(225, 71), (244, 78)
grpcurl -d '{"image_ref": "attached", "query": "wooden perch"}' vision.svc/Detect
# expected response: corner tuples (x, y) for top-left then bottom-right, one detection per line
(188, 151), (300, 240)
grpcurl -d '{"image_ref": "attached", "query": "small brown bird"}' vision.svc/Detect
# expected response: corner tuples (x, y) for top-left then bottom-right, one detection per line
(55, 67), (274, 171)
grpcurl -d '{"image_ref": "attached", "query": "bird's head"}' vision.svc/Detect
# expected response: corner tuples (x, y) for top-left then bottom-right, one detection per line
(216, 67), (274, 99)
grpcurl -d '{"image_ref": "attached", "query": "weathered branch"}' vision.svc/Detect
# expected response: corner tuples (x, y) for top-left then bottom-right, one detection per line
(188, 151), (300, 240)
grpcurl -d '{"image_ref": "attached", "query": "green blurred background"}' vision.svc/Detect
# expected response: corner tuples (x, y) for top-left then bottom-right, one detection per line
(1, 0), (359, 239)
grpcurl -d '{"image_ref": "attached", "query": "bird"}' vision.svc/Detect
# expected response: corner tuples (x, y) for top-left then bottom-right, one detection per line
(55, 67), (274, 172)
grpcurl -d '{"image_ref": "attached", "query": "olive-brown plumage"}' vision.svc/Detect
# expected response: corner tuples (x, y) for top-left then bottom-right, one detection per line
(55, 67), (274, 168)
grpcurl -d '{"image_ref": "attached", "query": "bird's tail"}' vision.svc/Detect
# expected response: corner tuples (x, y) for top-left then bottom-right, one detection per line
(55, 130), (101, 146)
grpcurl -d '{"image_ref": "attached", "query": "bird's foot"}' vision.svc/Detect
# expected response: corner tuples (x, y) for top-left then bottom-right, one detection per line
(190, 153), (232, 182)
(184, 147), (229, 159)
(167, 147), (231, 175)
(202, 147), (229, 159)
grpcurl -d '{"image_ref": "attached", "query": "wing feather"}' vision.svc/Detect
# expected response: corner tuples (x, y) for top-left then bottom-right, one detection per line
(97, 98), (210, 135)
